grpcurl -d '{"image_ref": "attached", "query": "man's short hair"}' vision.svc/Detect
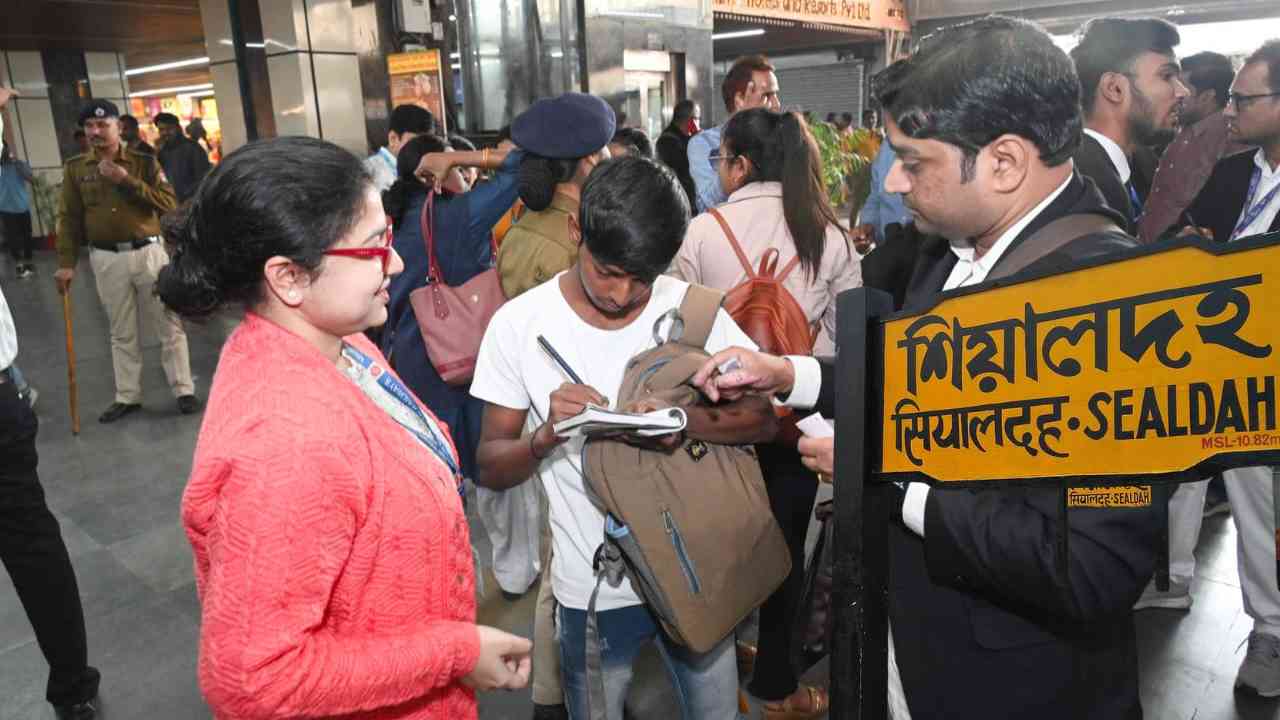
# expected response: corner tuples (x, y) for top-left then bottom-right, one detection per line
(388, 104), (435, 135)
(119, 114), (139, 129)
(611, 127), (654, 158)
(580, 156), (688, 283)
(876, 15), (1083, 178)
(672, 99), (697, 123)
(1070, 17), (1181, 115)
(154, 112), (181, 128)
(721, 54), (774, 113)
(1246, 40), (1280, 94)
(1180, 52), (1234, 107)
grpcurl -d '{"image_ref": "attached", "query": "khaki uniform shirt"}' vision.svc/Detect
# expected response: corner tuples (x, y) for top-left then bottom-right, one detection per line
(57, 145), (177, 268)
(496, 192), (579, 299)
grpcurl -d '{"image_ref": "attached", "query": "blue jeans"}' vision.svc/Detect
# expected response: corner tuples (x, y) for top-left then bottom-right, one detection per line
(557, 603), (740, 720)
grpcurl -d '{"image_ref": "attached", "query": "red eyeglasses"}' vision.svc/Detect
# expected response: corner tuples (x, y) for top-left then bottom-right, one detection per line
(322, 217), (395, 274)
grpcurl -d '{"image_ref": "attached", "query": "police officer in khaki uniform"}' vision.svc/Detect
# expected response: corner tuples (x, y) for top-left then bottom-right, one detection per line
(497, 93), (614, 300)
(54, 100), (199, 424)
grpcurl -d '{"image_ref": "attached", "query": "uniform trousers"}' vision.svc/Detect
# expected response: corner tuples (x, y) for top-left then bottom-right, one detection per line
(0, 380), (100, 706)
(88, 243), (193, 404)
(1168, 467), (1280, 636)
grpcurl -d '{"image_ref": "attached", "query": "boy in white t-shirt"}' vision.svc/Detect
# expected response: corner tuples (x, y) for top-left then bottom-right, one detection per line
(471, 156), (775, 719)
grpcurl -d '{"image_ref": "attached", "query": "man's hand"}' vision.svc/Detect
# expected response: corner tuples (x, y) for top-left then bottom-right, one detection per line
(851, 223), (875, 255)
(692, 348), (795, 403)
(54, 268), (75, 294)
(531, 383), (609, 457)
(0, 86), (18, 109)
(1176, 225), (1214, 241)
(798, 436), (834, 477)
(461, 625), (532, 691)
(98, 158), (128, 184)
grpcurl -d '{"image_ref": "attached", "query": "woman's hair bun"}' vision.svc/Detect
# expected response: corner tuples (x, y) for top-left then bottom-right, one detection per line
(156, 202), (224, 318)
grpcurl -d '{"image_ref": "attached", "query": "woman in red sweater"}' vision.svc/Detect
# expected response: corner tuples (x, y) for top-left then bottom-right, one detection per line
(156, 136), (531, 719)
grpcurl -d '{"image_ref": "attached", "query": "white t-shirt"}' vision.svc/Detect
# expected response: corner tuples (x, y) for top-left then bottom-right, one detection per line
(0, 284), (16, 370)
(471, 273), (757, 611)
(364, 147), (398, 193)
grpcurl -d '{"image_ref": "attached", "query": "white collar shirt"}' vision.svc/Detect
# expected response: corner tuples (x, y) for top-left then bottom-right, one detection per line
(1083, 128), (1131, 185)
(1233, 149), (1280, 240)
(942, 175), (1073, 291)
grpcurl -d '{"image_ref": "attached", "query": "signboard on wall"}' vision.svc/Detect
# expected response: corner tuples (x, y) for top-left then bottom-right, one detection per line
(387, 50), (448, 135)
(712, 0), (910, 33)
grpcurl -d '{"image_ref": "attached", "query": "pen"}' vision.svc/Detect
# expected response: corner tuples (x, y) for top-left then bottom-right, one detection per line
(537, 335), (584, 385)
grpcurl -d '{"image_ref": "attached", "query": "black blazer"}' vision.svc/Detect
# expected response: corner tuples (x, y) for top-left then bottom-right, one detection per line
(814, 174), (1155, 719)
(1187, 149), (1280, 243)
(1074, 133), (1136, 232)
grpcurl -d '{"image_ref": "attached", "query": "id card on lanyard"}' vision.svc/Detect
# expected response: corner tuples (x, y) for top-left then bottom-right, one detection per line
(1231, 165), (1280, 242)
(343, 344), (465, 498)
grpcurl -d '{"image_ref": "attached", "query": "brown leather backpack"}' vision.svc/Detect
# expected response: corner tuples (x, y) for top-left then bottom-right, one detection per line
(709, 207), (816, 356)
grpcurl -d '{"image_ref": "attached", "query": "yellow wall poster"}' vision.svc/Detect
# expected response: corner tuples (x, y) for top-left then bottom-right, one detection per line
(387, 50), (447, 135)
(879, 238), (1280, 482)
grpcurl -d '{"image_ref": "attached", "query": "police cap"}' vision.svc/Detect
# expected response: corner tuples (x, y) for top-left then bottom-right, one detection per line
(511, 93), (615, 159)
(78, 99), (120, 125)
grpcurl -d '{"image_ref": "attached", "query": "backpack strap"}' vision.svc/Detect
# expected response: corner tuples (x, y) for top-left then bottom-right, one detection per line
(678, 284), (726, 350)
(987, 213), (1123, 281)
(775, 253), (802, 282)
(709, 208), (756, 278)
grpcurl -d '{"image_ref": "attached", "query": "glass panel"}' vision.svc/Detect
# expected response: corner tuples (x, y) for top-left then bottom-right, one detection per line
(455, 0), (582, 133)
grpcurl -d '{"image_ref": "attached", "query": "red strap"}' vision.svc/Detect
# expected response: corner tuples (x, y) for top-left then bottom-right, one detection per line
(775, 254), (802, 282)
(709, 208), (755, 278)
(420, 191), (442, 283)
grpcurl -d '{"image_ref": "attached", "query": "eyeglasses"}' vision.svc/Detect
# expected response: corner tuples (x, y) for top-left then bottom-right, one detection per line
(1227, 91), (1280, 111)
(708, 152), (735, 171)
(322, 217), (395, 274)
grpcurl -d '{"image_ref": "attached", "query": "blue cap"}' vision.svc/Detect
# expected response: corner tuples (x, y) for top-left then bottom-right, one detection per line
(511, 93), (616, 159)
(78, 99), (120, 125)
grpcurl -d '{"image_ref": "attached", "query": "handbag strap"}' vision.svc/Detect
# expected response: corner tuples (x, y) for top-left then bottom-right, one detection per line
(419, 191), (442, 284)
(710, 207), (803, 282)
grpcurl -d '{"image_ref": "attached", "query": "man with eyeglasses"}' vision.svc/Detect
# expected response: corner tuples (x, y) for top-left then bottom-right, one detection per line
(1171, 39), (1280, 698)
(687, 55), (781, 214)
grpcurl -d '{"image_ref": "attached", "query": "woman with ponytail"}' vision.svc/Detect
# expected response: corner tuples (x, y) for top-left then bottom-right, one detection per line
(672, 108), (862, 720)
(495, 93), (615, 300)
(157, 136), (531, 720)
(381, 133), (520, 486)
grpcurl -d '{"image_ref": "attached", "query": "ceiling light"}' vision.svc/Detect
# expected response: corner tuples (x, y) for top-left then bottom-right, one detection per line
(712, 29), (766, 41)
(125, 57), (210, 76)
(129, 83), (215, 98)
(183, 90), (216, 98)
(603, 10), (664, 19)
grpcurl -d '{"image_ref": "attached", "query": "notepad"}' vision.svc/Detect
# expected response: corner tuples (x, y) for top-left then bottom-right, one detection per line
(552, 404), (688, 438)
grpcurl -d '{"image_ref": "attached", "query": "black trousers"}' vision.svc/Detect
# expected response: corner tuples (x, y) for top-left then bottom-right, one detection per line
(1, 211), (34, 261)
(747, 443), (820, 701)
(0, 380), (99, 706)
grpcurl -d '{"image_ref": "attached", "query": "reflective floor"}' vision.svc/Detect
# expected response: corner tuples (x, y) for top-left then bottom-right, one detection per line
(0, 251), (1274, 719)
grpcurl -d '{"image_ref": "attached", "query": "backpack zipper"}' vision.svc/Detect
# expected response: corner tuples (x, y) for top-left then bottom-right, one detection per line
(662, 509), (701, 595)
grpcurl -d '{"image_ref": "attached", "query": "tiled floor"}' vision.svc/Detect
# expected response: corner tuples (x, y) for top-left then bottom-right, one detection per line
(0, 251), (1276, 719)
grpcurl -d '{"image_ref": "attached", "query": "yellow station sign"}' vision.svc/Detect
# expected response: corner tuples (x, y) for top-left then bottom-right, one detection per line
(880, 239), (1280, 481)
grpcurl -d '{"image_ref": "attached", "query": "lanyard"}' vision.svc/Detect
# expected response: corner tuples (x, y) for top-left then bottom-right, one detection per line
(342, 344), (463, 491)
(1231, 165), (1280, 241)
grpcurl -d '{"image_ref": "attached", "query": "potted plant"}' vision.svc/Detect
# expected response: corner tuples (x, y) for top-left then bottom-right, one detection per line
(808, 121), (879, 222)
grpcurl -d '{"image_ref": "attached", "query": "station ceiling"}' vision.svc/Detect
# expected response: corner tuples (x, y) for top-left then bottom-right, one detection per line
(1, 0), (209, 93)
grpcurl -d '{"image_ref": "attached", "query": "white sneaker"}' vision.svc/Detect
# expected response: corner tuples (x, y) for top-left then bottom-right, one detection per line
(1237, 632), (1280, 697)
(1133, 578), (1192, 611)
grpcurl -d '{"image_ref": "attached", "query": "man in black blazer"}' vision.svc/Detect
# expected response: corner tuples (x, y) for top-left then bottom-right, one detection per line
(693, 16), (1159, 719)
(1185, 43), (1280, 242)
(1070, 18), (1189, 231)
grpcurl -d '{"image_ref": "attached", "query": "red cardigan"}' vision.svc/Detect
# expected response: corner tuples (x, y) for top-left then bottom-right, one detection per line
(183, 313), (480, 719)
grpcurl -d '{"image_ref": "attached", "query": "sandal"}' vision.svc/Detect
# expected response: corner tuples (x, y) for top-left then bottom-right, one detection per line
(735, 640), (758, 678)
(762, 685), (830, 720)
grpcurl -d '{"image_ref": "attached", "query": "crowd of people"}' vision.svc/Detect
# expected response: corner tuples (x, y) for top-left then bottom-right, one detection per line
(1, 10), (1280, 720)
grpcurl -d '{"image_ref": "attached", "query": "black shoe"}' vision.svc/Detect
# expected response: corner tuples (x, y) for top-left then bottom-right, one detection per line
(53, 699), (96, 720)
(532, 704), (569, 720)
(177, 394), (203, 414)
(98, 402), (141, 423)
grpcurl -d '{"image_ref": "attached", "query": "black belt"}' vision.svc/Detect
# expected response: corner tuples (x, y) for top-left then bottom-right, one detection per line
(92, 236), (160, 253)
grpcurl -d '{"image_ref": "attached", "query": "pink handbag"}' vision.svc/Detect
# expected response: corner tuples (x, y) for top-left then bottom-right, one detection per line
(408, 192), (506, 386)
